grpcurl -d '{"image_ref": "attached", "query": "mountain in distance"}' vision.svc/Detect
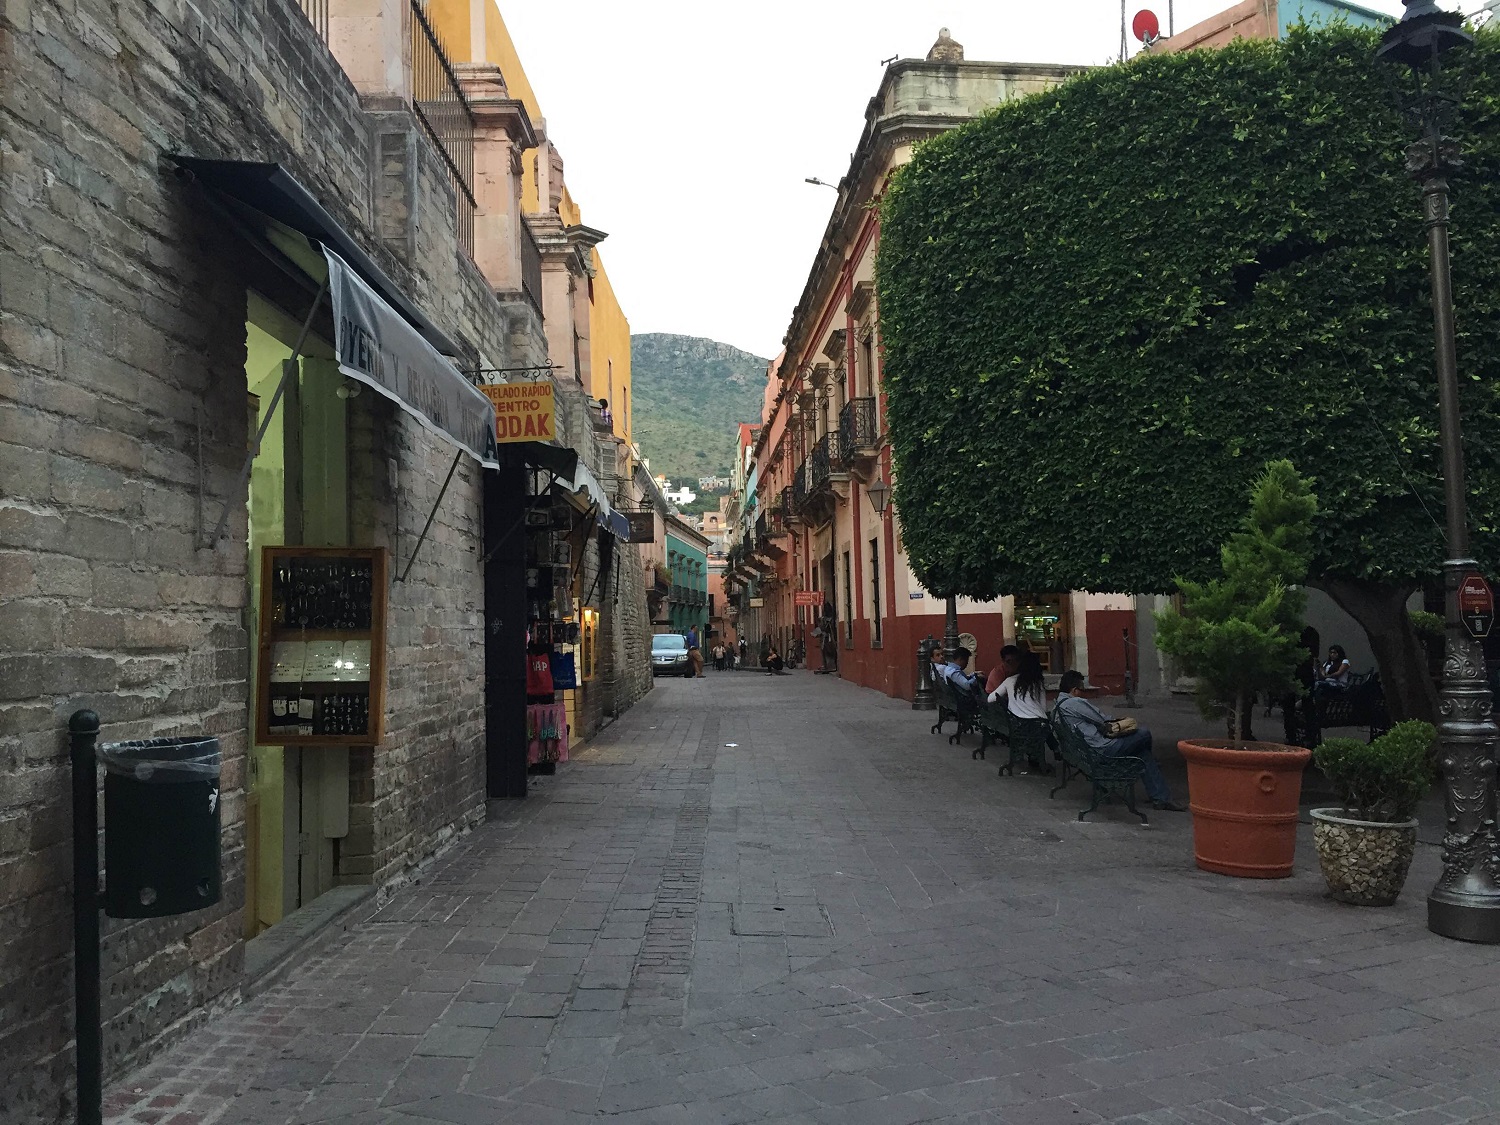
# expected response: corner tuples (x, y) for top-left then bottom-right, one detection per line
(630, 333), (768, 489)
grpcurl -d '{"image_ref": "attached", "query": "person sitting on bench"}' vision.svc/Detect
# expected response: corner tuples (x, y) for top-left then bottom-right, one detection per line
(985, 644), (1021, 696)
(1055, 670), (1185, 812)
(932, 647), (983, 698)
(1314, 644), (1352, 696)
(988, 650), (1052, 773)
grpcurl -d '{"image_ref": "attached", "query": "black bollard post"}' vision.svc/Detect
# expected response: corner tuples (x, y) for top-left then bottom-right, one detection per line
(69, 709), (102, 1125)
(912, 635), (937, 711)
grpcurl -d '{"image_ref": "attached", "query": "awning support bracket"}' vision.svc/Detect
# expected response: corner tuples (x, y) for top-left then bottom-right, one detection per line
(478, 469), (561, 568)
(397, 449), (464, 584)
(201, 276), (328, 550)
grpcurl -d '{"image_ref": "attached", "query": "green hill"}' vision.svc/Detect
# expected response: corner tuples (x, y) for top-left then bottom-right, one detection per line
(630, 333), (768, 487)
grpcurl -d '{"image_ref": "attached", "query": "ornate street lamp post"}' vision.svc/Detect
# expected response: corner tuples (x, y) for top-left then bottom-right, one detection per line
(1377, 0), (1500, 943)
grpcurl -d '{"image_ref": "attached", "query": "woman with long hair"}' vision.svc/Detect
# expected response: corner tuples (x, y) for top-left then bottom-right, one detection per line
(1314, 643), (1351, 696)
(990, 650), (1048, 720)
(988, 650), (1052, 773)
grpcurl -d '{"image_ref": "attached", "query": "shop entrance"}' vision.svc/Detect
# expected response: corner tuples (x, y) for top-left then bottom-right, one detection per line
(1013, 592), (1072, 676)
(244, 291), (354, 937)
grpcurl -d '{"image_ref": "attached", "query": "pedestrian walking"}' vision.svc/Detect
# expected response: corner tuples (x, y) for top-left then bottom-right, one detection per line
(817, 605), (838, 675)
(738, 637), (748, 669)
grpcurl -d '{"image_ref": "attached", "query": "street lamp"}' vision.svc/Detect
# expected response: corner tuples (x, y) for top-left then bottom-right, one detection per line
(866, 477), (891, 517)
(1377, 0), (1500, 943)
(805, 177), (839, 190)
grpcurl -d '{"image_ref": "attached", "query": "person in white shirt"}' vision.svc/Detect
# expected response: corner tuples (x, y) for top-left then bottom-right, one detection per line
(988, 650), (1051, 772)
(988, 650), (1048, 719)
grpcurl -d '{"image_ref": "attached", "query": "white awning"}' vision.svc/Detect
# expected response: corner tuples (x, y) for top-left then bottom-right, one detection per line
(558, 461), (630, 540)
(325, 248), (499, 469)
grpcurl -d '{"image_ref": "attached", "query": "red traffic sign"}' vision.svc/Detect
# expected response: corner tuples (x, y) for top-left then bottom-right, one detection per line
(1460, 573), (1494, 639)
(794, 590), (825, 608)
(1132, 9), (1161, 42)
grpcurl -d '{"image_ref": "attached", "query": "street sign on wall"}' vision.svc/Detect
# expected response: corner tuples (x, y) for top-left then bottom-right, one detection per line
(1460, 573), (1494, 639)
(794, 591), (825, 608)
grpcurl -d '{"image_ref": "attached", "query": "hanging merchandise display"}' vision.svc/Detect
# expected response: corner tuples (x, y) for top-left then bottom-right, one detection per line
(550, 650), (578, 690)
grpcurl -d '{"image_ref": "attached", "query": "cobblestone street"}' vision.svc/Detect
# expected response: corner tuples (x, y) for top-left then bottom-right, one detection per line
(107, 673), (1500, 1124)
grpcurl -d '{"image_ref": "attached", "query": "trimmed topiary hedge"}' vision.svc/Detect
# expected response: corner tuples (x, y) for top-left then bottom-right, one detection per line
(877, 24), (1500, 719)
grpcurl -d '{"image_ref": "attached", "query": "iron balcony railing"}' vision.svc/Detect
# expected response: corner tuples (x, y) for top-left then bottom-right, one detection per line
(782, 486), (795, 519)
(520, 222), (544, 315)
(411, 0), (477, 258)
(810, 431), (841, 489)
(295, 0), (329, 45)
(838, 397), (877, 460)
(791, 460), (809, 511)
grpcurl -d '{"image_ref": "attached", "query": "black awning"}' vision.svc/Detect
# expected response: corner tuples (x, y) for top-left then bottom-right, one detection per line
(509, 441), (578, 480)
(171, 156), (460, 357)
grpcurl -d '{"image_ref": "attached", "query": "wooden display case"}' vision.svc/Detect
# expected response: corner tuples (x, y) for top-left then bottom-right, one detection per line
(255, 546), (389, 746)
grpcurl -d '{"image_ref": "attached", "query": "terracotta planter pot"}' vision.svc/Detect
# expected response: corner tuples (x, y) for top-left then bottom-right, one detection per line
(1178, 740), (1313, 879)
(1310, 808), (1419, 907)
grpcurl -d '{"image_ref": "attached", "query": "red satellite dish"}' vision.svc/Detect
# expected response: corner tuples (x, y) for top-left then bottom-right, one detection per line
(1132, 9), (1161, 42)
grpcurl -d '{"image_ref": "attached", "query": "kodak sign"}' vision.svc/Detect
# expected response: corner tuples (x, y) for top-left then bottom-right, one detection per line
(482, 381), (556, 443)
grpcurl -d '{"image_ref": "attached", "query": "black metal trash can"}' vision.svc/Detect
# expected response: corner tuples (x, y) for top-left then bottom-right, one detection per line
(99, 736), (221, 919)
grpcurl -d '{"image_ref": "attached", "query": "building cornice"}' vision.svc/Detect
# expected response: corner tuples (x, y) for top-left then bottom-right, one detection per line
(778, 58), (1088, 370)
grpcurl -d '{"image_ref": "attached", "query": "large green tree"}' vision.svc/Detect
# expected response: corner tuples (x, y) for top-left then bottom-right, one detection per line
(878, 25), (1500, 722)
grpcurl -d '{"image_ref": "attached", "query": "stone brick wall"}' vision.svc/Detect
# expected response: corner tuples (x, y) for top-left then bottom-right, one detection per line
(0, 0), (563, 1116)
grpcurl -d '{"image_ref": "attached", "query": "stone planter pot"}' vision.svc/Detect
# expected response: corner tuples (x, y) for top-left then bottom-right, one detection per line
(1310, 808), (1418, 907)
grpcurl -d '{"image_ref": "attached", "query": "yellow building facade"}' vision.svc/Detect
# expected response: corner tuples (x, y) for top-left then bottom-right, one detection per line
(428, 0), (632, 445)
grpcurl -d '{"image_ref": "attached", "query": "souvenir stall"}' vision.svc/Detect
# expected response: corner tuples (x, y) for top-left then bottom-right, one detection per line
(479, 375), (629, 796)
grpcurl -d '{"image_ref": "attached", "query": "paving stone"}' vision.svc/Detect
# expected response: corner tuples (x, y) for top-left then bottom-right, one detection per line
(102, 680), (1500, 1124)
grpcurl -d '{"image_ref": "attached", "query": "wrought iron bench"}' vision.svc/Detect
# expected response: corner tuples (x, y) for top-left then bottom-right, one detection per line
(1000, 715), (1051, 778)
(1282, 671), (1391, 747)
(931, 677), (980, 745)
(975, 698), (1006, 761)
(1048, 708), (1150, 825)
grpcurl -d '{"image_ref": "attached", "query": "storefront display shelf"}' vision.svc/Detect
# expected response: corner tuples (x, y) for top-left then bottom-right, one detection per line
(256, 546), (388, 747)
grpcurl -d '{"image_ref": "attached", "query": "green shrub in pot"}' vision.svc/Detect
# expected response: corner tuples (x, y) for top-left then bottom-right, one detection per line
(1310, 721), (1435, 906)
(1314, 721), (1435, 823)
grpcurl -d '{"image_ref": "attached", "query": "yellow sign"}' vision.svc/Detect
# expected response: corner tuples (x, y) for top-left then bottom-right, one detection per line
(482, 381), (556, 443)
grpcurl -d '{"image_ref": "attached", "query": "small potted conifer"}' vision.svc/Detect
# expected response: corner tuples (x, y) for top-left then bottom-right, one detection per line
(1156, 461), (1318, 878)
(1311, 721), (1434, 906)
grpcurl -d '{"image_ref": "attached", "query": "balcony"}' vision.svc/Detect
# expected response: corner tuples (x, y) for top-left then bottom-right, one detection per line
(810, 431), (836, 489)
(798, 432), (848, 526)
(838, 398), (878, 467)
(790, 459), (810, 513)
(520, 222), (544, 317)
(295, 0), (328, 43)
(754, 511), (787, 559)
(411, 0), (477, 258)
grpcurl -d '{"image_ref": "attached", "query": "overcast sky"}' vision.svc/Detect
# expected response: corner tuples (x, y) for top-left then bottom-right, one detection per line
(500, 0), (1417, 359)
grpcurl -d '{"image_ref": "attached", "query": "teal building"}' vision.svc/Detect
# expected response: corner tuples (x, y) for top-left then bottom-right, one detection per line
(666, 518), (710, 638)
